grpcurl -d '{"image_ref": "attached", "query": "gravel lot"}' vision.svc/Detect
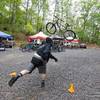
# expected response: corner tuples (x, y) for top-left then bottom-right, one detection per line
(0, 47), (100, 100)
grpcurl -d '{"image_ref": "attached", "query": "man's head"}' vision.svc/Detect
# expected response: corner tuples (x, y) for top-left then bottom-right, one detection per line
(46, 37), (53, 44)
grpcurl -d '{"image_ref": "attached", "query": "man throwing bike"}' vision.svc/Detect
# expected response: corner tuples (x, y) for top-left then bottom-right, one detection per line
(8, 37), (58, 88)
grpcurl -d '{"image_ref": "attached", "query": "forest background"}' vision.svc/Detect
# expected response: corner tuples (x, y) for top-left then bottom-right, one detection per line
(0, 0), (100, 45)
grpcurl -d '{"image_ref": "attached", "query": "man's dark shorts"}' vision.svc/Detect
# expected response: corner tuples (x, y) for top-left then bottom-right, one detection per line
(30, 57), (46, 74)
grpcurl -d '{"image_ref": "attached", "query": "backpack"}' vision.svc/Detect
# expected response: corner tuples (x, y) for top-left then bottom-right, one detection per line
(37, 43), (51, 60)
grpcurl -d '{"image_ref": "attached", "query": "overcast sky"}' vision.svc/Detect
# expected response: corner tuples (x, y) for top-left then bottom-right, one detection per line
(47, 0), (81, 20)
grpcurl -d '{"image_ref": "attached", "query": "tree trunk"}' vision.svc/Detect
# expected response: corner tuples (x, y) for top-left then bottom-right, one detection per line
(25, 0), (30, 24)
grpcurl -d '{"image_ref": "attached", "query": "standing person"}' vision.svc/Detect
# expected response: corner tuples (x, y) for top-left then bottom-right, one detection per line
(8, 37), (58, 88)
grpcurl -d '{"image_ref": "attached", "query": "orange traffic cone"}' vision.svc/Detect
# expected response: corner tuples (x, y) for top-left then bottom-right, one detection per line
(9, 71), (17, 77)
(68, 83), (75, 94)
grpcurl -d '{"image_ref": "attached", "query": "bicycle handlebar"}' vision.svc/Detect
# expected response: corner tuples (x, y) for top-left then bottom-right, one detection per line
(54, 15), (64, 22)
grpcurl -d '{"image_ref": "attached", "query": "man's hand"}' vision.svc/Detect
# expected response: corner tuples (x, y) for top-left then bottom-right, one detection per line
(50, 53), (58, 62)
(54, 58), (58, 62)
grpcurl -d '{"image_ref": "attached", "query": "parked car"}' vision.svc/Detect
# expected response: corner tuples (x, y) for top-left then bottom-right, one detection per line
(64, 35), (87, 49)
(3, 39), (15, 48)
(0, 43), (5, 51)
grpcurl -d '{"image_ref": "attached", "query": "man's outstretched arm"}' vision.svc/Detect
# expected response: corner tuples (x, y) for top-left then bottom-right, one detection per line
(49, 53), (58, 62)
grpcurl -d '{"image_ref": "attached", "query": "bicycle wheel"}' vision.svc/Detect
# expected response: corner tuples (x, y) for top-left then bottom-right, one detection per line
(64, 30), (76, 40)
(46, 22), (56, 34)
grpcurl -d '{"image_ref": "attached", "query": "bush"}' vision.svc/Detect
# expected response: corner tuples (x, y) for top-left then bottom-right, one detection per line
(24, 23), (34, 35)
(77, 31), (90, 43)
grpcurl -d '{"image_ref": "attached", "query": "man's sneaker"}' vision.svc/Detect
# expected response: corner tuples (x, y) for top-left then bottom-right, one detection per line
(8, 75), (20, 87)
(41, 80), (45, 88)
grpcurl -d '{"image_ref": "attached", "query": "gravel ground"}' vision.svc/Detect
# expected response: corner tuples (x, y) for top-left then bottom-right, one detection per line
(0, 47), (100, 100)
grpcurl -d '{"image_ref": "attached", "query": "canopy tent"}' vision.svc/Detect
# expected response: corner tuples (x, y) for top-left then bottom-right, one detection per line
(28, 31), (48, 42)
(0, 31), (13, 39)
(50, 34), (64, 40)
(64, 39), (80, 43)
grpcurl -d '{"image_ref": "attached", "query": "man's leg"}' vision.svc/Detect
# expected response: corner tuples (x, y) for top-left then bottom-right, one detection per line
(40, 74), (46, 88)
(8, 63), (36, 87)
(38, 65), (47, 88)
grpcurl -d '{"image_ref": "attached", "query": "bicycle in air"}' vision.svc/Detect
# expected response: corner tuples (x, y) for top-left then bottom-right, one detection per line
(46, 15), (76, 40)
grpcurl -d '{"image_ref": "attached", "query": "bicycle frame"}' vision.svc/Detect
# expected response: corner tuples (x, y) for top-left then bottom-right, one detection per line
(53, 16), (70, 32)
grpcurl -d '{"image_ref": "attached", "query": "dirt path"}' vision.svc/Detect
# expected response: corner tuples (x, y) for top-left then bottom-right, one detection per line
(0, 47), (100, 100)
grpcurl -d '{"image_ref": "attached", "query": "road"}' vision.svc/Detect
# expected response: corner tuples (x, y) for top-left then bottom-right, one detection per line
(0, 47), (100, 100)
